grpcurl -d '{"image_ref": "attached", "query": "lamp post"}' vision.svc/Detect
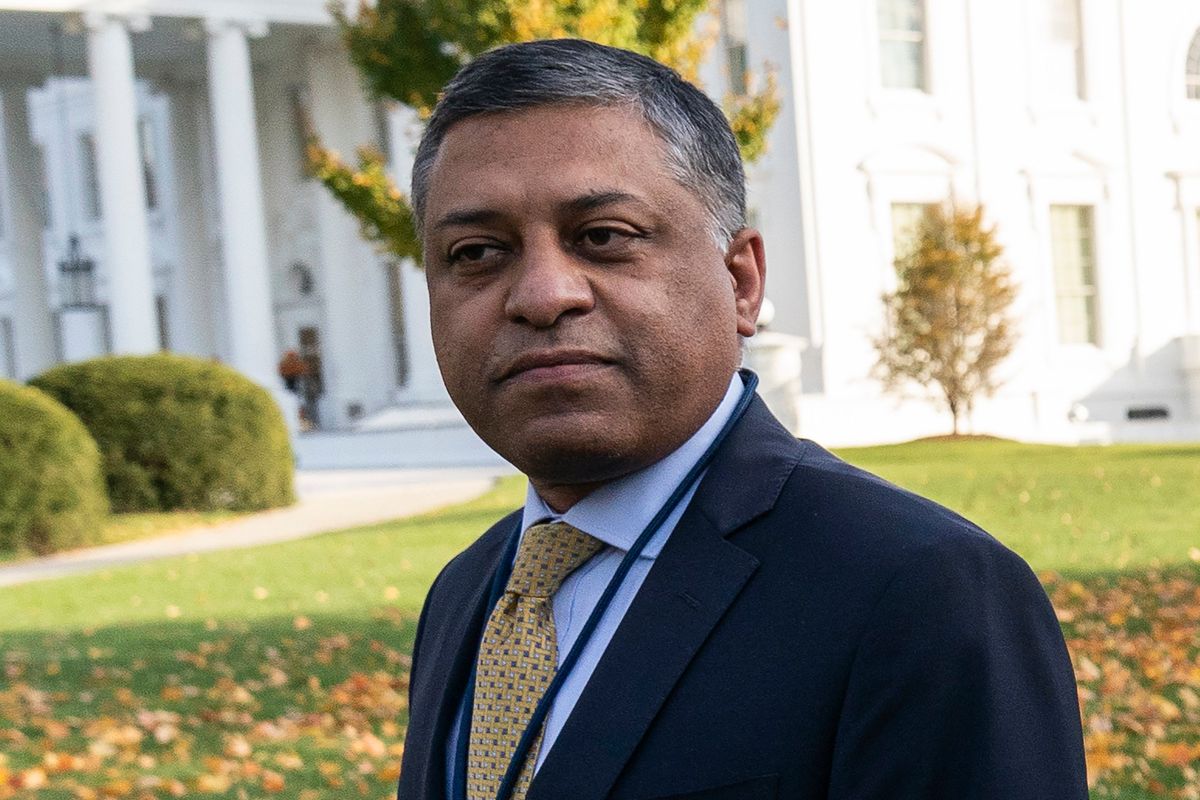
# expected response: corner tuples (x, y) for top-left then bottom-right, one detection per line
(48, 23), (109, 360)
(57, 234), (99, 309)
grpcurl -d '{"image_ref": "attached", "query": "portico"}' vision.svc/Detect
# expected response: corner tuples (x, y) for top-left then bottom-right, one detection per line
(0, 1), (446, 432)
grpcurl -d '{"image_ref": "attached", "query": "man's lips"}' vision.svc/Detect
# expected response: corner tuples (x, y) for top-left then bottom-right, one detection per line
(497, 349), (615, 383)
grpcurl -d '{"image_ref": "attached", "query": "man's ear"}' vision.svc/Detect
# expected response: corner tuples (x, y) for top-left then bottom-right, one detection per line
(725, 228), (767, 338)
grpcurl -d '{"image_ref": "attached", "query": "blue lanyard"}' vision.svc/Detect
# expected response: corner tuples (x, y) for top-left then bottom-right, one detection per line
(450, 371), (759, 800)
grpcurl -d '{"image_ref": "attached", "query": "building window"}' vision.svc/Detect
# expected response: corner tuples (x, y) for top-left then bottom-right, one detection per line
(155, 294), (169, 350)
(891, 202), (934, 263)
(1187, 29), (1200, 100)
(387, 262), (410, 388)
(289, 87), (314, 179)
(722, 0), (750, 95)
(1049, 204), (1099, 345)
(877, 0), (927, 91)
(0, 317), (14, 378)
(0, 138), (6, 240)
(373, 101), (391, 158)
(79, 132), (103, 221)
(0, 93), (5, 240)
(297, 326), (324, 429)
(1046, 0), (1086, 100)
(139, 117), (159, 210)
(31, 144), (51, 230)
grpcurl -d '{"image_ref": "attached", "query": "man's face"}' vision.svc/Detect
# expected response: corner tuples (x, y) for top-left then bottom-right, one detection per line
(422, 104), (764, 503)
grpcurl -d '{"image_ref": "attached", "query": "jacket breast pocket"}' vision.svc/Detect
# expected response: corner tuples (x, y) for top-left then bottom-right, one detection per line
(634, 773), (779, 800)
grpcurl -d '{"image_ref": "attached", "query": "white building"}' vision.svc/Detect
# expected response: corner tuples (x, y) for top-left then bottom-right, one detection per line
(0, 0), (1198, 468)
(733, 0), (1200, 445)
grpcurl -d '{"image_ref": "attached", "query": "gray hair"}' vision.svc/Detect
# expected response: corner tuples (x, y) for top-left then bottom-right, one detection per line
(410, 38), (746, 249)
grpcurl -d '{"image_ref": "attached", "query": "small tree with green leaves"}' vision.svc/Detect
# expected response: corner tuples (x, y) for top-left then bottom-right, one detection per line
(310, 0), (780, 264)
(872, 203), (1018, 435)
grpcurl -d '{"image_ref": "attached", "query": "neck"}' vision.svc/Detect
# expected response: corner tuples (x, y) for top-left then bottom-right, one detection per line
(528, 372), (747, 514)
(528, 479), (607, 514)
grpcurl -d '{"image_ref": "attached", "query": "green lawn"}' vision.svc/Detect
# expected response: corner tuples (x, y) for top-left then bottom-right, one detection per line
(839, 439), (1200, 575)
(0, 441), (1197, 798)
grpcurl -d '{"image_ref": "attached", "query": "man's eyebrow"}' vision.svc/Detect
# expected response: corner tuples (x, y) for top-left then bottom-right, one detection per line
(564, 190), (649, 214)
(431, 191), (651, 231)
(432, 208), (506, 231)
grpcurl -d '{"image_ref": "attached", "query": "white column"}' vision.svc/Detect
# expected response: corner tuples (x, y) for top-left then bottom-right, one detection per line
(1171, 176), (1200, 419)
(1, 82), (57, 379)
(305, 44), (403, 426)
(204, 18), (280, 391)
(398, 259), (448, 401)
(386, 104), (448, 403)
(164, 82), (218, 358)
(1172, 177), (1200, 335)
(84, 12), (158, 354)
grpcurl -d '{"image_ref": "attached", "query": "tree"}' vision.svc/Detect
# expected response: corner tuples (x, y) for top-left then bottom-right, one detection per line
(308, 0), (780, 264)
(872, 203), (1018, 436)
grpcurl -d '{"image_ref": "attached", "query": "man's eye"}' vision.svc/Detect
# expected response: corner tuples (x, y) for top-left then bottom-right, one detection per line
(448, 243), (500, 263)
(578, 227), (634, 248)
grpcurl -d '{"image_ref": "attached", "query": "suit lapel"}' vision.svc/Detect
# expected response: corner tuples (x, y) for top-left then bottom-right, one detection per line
(528, 511), (760, 800)
(528, 397), (803, 800)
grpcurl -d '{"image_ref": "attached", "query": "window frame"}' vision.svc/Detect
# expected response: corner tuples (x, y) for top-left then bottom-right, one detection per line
(1168, 19), (1200, 135)
(1186, 29), (1200, 101)
(721, 0), (751, 97)
(889, 201), (937, 267)
(138, 115), (159, 211)
(0, 93), (8, 243)
(1022, 0), (1096, 124)
(78, 131), (103, 222)
(1048, 204), (1101, 347)
(0, 317), (15, 379)
(1045, 0), (1088, 102)
(289, 86), (314, 180)
(875, 0), (929, 93)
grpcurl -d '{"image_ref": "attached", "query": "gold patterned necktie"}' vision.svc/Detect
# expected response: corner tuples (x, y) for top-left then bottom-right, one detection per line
(466, 521), (605, 800)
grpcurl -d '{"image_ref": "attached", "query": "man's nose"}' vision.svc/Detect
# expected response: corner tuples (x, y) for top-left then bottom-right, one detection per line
(503, 238), (595, 328)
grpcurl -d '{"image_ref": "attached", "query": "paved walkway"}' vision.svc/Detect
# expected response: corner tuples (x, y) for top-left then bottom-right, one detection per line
(0, 467), (512, 589)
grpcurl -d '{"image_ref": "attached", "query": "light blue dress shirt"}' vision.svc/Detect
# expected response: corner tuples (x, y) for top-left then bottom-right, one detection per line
(444, 373), (745, 792)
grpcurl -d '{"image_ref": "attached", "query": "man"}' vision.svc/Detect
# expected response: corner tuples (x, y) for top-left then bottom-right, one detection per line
(398, 38), (1088, 800)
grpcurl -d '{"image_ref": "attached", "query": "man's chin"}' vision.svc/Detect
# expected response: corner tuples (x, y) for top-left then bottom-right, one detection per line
(489, 423), (643, 487)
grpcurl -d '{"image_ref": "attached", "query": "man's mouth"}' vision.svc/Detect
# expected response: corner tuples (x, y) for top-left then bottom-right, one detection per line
(497, 349), (615, 383)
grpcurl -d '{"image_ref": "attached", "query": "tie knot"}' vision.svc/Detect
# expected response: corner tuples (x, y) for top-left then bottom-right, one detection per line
(506, 521), (604, 598)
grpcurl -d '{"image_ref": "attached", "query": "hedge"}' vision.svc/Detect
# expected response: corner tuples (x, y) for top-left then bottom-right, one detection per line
(31, 354), (295, 513)
(0, 379), (109, 554)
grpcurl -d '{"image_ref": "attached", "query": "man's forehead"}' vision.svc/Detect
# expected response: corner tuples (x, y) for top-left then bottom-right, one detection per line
(431, 104), (668, 175)
(424, 105), (680, 219)
(442, 102), (650, 138)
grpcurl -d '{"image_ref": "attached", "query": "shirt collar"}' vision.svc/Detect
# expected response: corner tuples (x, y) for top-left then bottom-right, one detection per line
(521, 372), (745, 558)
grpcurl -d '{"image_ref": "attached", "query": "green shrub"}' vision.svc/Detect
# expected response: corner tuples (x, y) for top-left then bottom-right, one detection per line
(31, 354), (295, 513)
(0, 379), (109, 554)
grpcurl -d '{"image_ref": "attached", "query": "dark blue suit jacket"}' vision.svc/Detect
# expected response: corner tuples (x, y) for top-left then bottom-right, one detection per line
(398, 396), (1088, 799)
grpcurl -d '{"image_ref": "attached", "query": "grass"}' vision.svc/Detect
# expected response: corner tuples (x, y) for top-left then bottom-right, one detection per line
(839, 439), (1200, 575)
(0, 482), (525, 799)
(0, 442), (1197, 798)
(0, 479), (525, 633)
(0, 616), (417, 797)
